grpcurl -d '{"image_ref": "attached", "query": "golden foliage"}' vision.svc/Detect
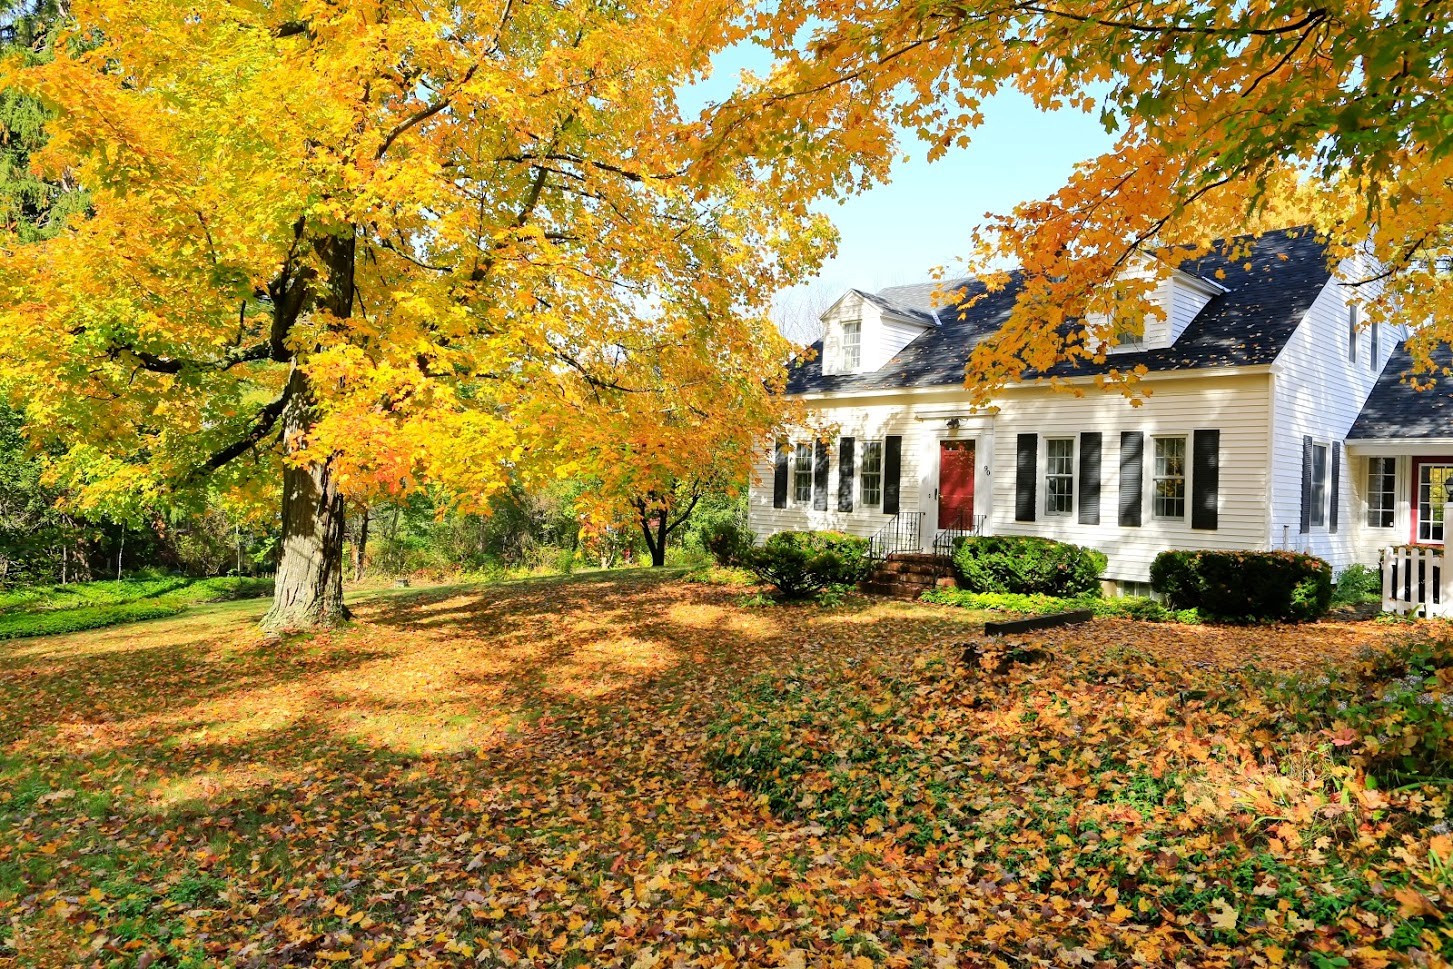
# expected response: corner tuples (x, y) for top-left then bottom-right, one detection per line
(0, 0), (830, 517)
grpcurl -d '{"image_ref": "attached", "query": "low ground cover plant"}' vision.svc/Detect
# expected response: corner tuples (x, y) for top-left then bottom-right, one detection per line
(739, 530), (871, 599)
(1152, 549), (1332, 622)
(0, 575), (271, 640)
(921, 587), (1200, 623)
(951, 535), (1106, 597)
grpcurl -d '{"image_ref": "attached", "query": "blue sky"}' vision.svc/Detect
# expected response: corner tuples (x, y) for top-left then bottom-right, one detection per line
(682, 49), (1116, 336)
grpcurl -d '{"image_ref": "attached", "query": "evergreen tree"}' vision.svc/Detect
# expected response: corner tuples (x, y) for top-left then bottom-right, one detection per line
(0, 0), (85, 241)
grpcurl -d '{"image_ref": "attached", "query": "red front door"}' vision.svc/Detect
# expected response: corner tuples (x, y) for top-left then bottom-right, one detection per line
(938, 441), (976, 528)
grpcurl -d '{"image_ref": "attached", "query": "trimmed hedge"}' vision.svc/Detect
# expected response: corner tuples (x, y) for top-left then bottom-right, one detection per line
(740, 531), (872, 600)
(1150, 549), (1332, 623)
(951, 535), (1107, 598)
(921, 588), (1200, 623)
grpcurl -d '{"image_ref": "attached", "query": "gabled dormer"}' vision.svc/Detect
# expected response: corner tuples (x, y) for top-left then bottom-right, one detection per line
(820, 288), (940, 375)
(1087, 256), (1227, 354)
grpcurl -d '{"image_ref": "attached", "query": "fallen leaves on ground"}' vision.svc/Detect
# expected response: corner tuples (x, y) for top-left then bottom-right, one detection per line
(0, 571), (1448, 967)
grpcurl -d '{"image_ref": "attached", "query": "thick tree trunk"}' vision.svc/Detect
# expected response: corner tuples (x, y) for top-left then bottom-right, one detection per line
(261, 370), (349, 631)
(261, 228), (356, 632)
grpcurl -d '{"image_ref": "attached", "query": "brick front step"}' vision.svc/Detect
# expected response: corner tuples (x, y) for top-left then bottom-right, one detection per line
(859, 553), (955, 599)
(858, 580), (933, 600)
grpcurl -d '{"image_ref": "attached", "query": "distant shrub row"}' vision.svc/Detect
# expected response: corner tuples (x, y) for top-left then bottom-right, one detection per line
(705, 521), (1336, 623)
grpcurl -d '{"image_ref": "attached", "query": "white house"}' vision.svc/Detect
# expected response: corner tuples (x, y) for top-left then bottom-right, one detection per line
(749, 227), (1449, 594)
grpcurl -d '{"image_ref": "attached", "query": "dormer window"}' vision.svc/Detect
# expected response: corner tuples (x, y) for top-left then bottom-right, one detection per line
(842, 321), (862, 370)
(1113, 319), (1145, 350)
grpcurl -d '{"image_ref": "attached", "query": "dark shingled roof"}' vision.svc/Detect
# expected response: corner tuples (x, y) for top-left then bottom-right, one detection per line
(784, 228), (1333, 395)
(1348, 343), (1453, 440)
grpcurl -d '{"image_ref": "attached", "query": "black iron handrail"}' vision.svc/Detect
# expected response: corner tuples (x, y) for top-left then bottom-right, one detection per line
(931, 509), (986, 567)
(868, 511), (924, 566)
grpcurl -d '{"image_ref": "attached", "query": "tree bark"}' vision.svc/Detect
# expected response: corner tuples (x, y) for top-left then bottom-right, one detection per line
(261, 227), (356, 632)
(261, 367), (350, 631)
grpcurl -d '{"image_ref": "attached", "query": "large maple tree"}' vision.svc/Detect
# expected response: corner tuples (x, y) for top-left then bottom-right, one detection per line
(0, 0), (827, 628)
(712, 0), (1453, 398)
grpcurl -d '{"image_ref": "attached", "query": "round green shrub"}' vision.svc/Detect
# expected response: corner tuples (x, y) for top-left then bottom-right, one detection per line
(1150, 549), (1332, 622)
(740, 530), (871, 600)
(950, 535), (1107, 597)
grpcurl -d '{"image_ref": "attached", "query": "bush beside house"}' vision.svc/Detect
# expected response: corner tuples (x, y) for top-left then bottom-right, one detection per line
(740, 531), (872, 600)
(951, 536), (1107, 598)
(1151, 549), (1332, 623)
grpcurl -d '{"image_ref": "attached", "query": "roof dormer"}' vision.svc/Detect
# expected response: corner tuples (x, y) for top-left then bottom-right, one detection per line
(820, 287), (940, 375)
(1087, 258), (1227, 354)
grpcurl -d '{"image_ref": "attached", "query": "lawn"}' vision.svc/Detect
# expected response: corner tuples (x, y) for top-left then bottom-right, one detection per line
(0, 571), (1449, 967)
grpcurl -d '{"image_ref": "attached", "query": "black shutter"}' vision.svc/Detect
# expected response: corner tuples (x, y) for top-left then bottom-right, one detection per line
(772, 439), (788, 509)
(812, 440), (829, 511)
(1079, 432), (1102, 525)
(838, 437), (855, 513)
(1191, 429), (1220, 530)
(1300, 435), (1313, 534)
(1119, 431), (1144, 527)
(1329, 441), (1341, 533)
(1015, 433), (1038, 522)
(882, 436), (903, 515)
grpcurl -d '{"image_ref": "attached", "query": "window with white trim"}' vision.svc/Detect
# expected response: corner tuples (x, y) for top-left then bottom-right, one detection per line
(1152, 436), (1187, 520)
(842, 321), (862, 370)
(1309, 442), (1329, 527)
(1347, 304), (1358, 363)
(1366, 457), (1396, 529)
(792, 443), (813, 504)
(860, 441), (883, 507)
(1417, 463), (1453, 543)
(1045, 438), (1075, 515)
(1370, 321), (1380, 368)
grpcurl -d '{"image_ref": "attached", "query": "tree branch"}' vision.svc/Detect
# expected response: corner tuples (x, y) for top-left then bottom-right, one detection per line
(186, 382), (295, 481)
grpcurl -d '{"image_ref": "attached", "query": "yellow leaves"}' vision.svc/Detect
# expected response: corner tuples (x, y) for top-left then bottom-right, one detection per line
(1208, 898), (1239, 932)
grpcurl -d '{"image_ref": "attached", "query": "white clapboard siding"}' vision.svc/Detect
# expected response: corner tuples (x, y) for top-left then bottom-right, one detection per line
(749, 372), (1275, 583)
(748, 392), (994, 546)
(988, 372), (1274, 582)
(1268, 253), (1400, 569)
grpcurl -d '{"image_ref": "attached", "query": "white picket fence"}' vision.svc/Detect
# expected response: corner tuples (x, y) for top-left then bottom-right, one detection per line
(1383, 543), (1453, 618)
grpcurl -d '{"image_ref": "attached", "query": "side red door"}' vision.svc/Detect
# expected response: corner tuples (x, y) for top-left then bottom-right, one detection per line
(938, 441), (976, 528)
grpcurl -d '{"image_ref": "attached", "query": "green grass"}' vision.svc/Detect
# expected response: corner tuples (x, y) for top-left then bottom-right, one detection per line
(0, 575), (272, 640)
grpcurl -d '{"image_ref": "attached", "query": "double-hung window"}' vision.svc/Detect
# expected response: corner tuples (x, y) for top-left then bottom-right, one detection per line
(842, 321), (862, 370)
(1366, 457), (1396, 529)
(1152, 436), (1187, 520)
(1347, 304), (1358, 363)
(792, 443), (813, 503)
(860, 441), (883, 507)
(1370, 321), (1380, 368)
(1045, 438), (1075, 515)
(1308, 443), (1330, 527)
